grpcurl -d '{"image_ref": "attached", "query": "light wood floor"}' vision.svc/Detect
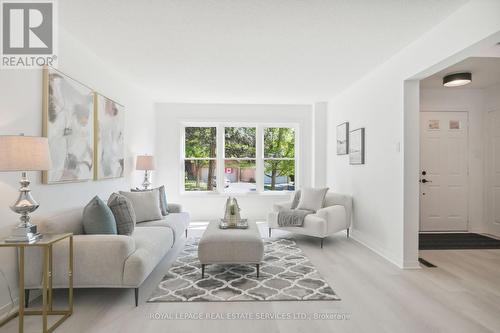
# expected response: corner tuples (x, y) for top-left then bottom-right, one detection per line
(3, 222), (500, 333)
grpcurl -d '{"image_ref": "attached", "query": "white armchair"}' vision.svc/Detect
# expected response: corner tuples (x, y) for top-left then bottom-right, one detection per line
(267, 191), (352, 247)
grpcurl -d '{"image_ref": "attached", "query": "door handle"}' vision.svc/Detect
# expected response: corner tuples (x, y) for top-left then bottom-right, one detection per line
(421, 179), (432, 183)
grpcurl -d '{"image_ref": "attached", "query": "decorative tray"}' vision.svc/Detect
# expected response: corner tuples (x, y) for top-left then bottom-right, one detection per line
(219, 218), (249, 229)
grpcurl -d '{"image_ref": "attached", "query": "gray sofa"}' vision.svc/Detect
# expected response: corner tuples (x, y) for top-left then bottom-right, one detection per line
(24, 203), (189, 306)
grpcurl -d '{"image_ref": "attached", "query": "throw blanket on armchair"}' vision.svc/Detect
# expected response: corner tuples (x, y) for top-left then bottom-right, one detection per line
(277, 209), (314, 227)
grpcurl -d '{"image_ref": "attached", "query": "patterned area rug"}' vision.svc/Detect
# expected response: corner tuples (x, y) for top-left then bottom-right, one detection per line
(148, 238), (340, 302)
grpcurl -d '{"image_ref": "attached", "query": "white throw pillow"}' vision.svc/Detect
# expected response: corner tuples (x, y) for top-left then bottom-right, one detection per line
(119, 190), (162, 223)
(296, 187), (329, 212)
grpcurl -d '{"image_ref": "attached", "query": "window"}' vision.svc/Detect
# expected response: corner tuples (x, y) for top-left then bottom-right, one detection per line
(182, 124), (297, 193)
(184, 127), (217, 191)
(224, 127), (256, 193)
(264, 128), (295, 191)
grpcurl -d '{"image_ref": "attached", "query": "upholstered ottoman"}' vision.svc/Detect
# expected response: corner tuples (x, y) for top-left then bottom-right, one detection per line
(198, 220), (264, 278)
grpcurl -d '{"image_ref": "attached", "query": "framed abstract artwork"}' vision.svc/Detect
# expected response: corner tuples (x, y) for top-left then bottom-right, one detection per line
(94, 94), (125, 180)
(336, 122), (349, 155)
(42, 67), (95, 184)
(349, 128), (365, 165)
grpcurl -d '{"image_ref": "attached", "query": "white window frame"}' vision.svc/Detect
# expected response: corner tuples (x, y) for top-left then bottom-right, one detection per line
(180, 122), (299, 195)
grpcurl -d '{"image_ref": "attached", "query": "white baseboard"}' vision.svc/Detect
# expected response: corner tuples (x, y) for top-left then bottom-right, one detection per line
(0, 296), (18, 321)
(402, 260), (421, 269)
(0, 289), (41, 321)
(349, 229), (406, 269)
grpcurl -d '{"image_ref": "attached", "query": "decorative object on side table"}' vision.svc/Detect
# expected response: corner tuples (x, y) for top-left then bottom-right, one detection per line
(0, 135), (51, 242)
(136, 155), (155, 189)
(336, 122), (349, 155)
(0, 233), (74, 332)
(349, 127), (365, 165)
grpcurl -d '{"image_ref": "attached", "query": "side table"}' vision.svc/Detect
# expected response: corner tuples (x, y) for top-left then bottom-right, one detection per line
(0, 233), (73, 333)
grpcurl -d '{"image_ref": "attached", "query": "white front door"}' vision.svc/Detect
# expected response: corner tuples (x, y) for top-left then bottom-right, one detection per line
(420, 111), (469, 231)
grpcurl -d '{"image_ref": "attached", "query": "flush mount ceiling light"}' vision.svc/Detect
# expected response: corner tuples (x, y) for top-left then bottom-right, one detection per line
(443, 72), (472, 87)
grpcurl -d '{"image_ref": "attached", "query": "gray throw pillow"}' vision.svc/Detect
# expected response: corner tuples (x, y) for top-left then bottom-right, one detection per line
(296, 187), (329, 212)
(119, 190), (162, 223)
(108, 193), (136, 235)
(131, 185), (168, 216)
(82, 196), (117, 234)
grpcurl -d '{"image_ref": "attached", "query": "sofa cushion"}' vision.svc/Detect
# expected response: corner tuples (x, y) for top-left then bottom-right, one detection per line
(119, 190), (162, 223)
(82, 196), (117, 235)
(107, 193), (136, 235)
(34, 208), (84, 235)
(25, 234), (136, 288)
(131, 185), (168, 216)
(123, 227), (174, 286)
(136, 212), (190, 243)
(296, 187), (329, 212)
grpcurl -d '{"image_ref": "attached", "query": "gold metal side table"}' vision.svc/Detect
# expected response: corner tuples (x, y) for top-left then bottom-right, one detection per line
(0, 233), (73, 333)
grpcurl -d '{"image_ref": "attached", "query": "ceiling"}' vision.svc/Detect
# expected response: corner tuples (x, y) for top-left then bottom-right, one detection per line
(59, 0), (468, 103)
(420, 56), (500, 90)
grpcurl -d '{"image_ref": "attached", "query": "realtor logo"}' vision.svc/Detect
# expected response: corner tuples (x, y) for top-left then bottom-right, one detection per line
(1, 0), (57, 68)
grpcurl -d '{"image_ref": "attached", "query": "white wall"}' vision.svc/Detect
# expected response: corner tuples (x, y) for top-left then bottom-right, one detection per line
(420, 88), (486, 233)
(484, 84), (500, 236)
(327, 0), (500, 268)
(0, 28), (155, 318)
(154, 103), (315, 221)
(484, 83), (500, 110)
(313, 102), (328, 188)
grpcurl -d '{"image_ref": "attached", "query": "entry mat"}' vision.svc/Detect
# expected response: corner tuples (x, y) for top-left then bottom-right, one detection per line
(419, 233), (500, 250)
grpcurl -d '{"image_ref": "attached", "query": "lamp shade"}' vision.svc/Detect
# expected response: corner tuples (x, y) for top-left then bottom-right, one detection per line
(0, 135), (51, 171)
(136, 155), (155, 170)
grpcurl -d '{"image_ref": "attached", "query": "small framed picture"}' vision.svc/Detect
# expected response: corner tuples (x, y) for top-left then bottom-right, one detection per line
(349, 128), (365, 165)
(336, 122), (349, 155)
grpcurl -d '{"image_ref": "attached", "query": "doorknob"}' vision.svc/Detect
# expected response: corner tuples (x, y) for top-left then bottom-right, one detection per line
(421, 179), (432, 183)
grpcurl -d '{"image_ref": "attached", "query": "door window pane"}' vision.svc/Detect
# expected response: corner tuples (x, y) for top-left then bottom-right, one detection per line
(224, 127), (256, 158)
(428, 120), (440, 130)
(449, 120), (461, 130)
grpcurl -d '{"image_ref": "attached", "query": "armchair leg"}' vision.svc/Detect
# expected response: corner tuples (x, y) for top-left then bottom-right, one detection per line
(268, 228), (272, 238)
(320, 238), (324, 248)
(134, 288), (139, 307)
(347, 228), (350, 238)
(24, 289), (30, 308)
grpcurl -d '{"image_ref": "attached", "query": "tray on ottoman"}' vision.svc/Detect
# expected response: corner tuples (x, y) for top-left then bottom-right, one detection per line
(219, 218), (248, 229)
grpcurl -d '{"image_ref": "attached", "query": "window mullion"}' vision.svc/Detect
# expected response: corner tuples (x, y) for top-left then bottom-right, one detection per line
(216, 125), (224, 194)
(256, 126), (264, 193)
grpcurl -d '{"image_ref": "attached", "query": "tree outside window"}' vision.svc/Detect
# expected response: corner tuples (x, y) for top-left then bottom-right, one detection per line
(224, 127), (256, 193)
(264, 128), (295, 191)
(183, 125), (296, 193)
(184, 127), (216, 191)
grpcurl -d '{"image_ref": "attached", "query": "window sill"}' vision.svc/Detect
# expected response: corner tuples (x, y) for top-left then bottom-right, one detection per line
(180, 191), (294, 198)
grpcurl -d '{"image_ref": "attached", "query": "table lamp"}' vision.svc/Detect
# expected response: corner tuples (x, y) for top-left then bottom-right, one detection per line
(0, 135), (51, 242)
(136, 155), (155, 190)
